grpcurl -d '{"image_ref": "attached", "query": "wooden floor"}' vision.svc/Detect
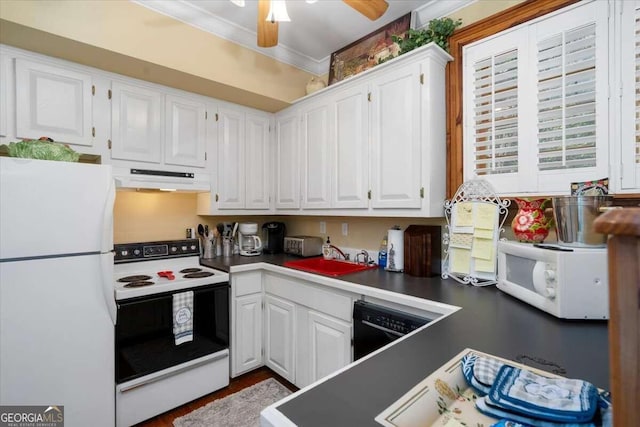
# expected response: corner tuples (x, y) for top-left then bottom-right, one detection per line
(136, 367), (298, 427)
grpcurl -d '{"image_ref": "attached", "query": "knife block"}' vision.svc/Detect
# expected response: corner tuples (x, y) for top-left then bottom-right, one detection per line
(403, 225), (442, 277)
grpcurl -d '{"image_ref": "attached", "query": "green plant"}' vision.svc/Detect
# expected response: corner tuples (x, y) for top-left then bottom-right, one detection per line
(392, 17), (462, 55)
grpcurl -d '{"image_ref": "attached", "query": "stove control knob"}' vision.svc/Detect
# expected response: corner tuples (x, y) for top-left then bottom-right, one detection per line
(170, 246), (178, 253)
(133, 249), (141, 256)
(190, 244), (197, 251)
(121, 250), (128, 257)
(182, 245), (188, 252)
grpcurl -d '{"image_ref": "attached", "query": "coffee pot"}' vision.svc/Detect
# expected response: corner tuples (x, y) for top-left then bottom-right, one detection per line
(238, 223), (262, 256)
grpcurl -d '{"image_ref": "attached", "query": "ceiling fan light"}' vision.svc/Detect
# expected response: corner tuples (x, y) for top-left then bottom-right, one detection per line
(266, 0), (291, 23)
(230, 0), (245, 6)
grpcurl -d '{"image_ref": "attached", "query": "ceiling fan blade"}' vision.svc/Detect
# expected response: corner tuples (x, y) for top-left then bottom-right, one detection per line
(343, 0), (389, 21)
(257, 0), (278, 47)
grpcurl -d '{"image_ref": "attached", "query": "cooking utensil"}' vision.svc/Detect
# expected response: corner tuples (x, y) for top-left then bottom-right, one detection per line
(197, 224), (205, 238)
(204, 225), (209, 237)
(551, 195), (614, 247)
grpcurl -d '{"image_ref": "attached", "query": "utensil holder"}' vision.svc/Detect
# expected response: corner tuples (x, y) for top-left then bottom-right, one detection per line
(203, 239), (216, 259)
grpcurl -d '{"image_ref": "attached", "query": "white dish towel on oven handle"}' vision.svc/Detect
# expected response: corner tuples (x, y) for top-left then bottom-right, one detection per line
(173, 291), (194, 345)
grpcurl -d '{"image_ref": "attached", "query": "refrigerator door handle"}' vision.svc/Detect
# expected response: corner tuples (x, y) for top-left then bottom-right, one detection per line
(102, 178), (116, 253)
(101, 251), (117, 325)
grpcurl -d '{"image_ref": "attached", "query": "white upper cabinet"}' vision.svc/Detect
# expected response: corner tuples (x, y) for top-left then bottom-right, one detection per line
(0, 55), (9, 138)
(301, 100), (332, 209)
(331, 85), (369, 209)
(617, 0), (640, 192)
(15, 58), (93, 146)
(111, 81), (162, 163)
(276, 43), (450, 215)
(217, 106), (245, 209)
(370, 61), (422, 208)
(214, 107), (271, 210)
(164, 94), (206, 168)
(463, 0), (609, 195)
(245, 111), (271, 209)
(275, 111), (300, 209)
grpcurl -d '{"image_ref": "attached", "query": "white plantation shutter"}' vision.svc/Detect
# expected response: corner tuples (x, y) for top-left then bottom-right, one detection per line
(463, 0), (608, 195)
(620, 0), (640, 190)
(536, 24), (597, 171)
(636, 7), (640, 167)
(472, 49), (519, 176)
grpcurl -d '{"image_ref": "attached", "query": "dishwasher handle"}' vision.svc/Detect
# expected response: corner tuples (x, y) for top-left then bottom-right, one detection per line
(361, 319), (404, 337)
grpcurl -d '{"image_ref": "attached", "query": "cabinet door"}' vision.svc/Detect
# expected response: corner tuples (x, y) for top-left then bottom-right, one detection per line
(111, 82), (162, 163)
(245, 112), (271, 209)
(0, 54), (9, 138)
(15, 58), (93, 146)
(301, 101), (331, 209)
(264, 295), (295, 382)
(307, 310), (351, 385)
(164, 94), (206, 168)
(370, 62), (422, 208)
(217, 106), (245, 209)
(332, 85), (369, 209)
(275, 112), (300, 209)
(232, 293), (263, 377)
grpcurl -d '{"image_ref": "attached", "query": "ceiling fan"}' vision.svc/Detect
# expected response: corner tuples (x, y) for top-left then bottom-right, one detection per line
(256, 0), (389, 48)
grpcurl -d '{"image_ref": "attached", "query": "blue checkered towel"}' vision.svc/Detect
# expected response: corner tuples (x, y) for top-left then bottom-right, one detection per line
(172, 291), (194, 345)
(461, 352), (505, 395)
(486, 365), (599, 423)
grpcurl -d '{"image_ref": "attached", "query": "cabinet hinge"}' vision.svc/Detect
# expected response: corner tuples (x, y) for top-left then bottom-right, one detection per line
(108, 89), (112, 100)
(420, 74), (424, 85)
(261, 348), (264, 356)
(367, 190), (372, 200)
(215, 113), (219, 122)
(92, 127), (95, 137)
(205, 152), (207, 161)
(205, 111), (208, 120)
(367, 92), (371, 102)
(91, 85), (95, 96)
(108, 139), (112, 150)
(215, 193), (219, 202)
(420, 187), (424, 198)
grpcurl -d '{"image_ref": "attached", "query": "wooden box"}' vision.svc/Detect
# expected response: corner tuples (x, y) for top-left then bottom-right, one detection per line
(403, 225), (442, 277)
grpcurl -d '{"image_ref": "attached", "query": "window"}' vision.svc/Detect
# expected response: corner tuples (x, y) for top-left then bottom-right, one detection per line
(462, 0), (608, 195)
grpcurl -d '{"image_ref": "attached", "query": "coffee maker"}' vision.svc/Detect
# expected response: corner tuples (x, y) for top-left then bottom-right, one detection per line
(238, 223), (262, 256)
(262, 222), (286, 254)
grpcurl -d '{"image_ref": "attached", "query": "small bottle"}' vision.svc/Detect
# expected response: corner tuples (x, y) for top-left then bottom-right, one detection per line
(378, 236), (388, 269)
(322, 236), (332, 260)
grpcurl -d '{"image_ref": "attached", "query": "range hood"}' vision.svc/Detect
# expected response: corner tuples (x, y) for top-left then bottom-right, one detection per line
(114, 167), (210, 192)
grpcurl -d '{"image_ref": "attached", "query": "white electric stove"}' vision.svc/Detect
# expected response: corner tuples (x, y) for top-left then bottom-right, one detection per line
(112, 239), (230, 427)
(113, 239), (228, 300)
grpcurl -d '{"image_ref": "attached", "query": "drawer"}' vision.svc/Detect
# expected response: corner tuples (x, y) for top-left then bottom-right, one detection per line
(264, 273), (352, 322)
(232, 270), (262, 297)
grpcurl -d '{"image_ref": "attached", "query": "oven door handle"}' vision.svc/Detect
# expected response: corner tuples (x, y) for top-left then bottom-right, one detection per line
(361, 320), (405, 337)
(118, 350), (229, 393)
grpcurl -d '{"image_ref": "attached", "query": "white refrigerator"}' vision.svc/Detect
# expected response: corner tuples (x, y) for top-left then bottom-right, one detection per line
(0, 157), (116, 426)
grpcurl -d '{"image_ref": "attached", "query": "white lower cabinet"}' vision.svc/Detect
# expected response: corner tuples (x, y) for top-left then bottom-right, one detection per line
(231, 269), (354, 388)
(231, 271), (263, 377)
(296, 308), (352, 389)
(264, 294), (296, 383)
(233, 293), (263, 376)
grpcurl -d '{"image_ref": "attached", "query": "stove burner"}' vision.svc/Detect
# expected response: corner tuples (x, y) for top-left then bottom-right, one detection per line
(124, 281), (155, 288)
(179, 268), (203, 274)
(183, 271), (215, 278)
(118, 275), (152, 283)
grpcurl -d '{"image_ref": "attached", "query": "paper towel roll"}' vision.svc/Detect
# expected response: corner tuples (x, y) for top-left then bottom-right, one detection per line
(386, 228), (404, 272)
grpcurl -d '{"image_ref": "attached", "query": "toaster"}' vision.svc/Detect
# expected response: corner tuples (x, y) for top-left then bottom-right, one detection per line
(284, 236), (323, 257)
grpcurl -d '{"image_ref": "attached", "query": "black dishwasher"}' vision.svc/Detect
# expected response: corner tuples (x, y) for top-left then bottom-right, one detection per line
(353, 300), (432, 360)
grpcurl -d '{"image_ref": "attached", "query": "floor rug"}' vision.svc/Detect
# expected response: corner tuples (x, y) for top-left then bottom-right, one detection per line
(173, 378), (292, 427)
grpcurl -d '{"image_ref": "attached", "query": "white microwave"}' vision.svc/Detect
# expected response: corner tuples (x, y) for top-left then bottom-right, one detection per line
(497, 241), (609, 319)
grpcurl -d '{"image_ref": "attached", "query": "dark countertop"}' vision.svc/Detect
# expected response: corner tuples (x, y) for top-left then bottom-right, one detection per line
(201, 254), (608, 427)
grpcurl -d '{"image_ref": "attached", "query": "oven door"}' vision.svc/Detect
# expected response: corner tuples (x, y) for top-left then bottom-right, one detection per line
(115, 283), (229, 384)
